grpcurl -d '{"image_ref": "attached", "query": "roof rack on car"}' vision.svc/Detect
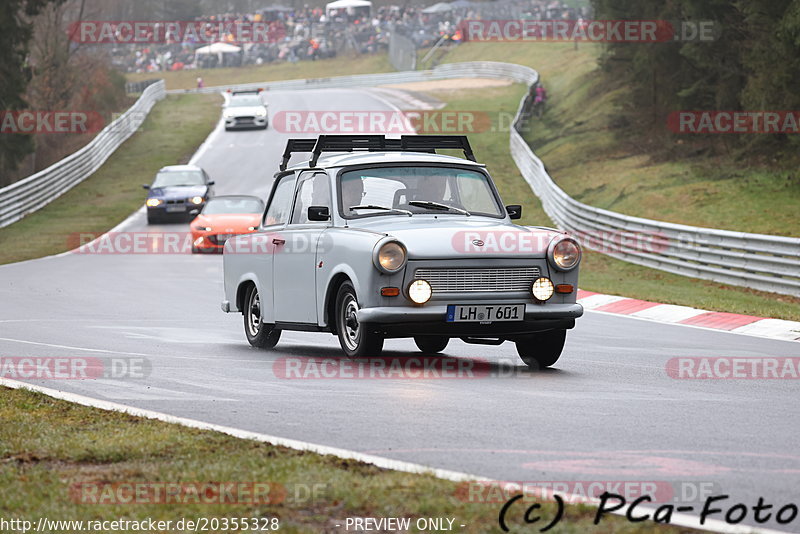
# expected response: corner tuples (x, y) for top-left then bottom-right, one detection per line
(278, 135), (476, 171)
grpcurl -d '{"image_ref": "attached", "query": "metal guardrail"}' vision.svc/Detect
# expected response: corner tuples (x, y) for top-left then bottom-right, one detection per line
(0, 80), (166, 229)
(176, 62), (800, 296)
(125, 78), (162, 94)
(6, 61), (796, 296)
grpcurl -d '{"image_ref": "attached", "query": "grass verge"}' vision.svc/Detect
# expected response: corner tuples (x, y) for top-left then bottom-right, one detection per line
(126, 54), (393, 91)
(425, 79), (800, 321)
(439, 42), (800, 236)
(0, 93), (220, 265)
(0, 386), (699, 533)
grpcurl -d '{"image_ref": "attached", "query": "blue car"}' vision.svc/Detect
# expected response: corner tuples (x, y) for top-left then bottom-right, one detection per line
(143, 165), (215, 224)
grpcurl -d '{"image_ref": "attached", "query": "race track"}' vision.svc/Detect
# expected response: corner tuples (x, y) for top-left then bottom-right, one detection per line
(1, 87), (798, 532)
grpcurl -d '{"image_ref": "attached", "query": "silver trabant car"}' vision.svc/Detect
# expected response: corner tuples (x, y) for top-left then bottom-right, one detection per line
(221, 135), (583, 368)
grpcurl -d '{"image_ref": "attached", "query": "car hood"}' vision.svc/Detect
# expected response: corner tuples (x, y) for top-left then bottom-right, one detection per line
(353, 217), (563, 259)
(226, 106), (266, 116)
(149, 185), (208, 199)
(192, 213), (260, 231)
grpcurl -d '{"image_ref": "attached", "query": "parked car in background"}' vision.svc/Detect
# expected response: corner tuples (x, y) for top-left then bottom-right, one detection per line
(221, 135), (583, 369)
(190, 195), (264, 253)
(144, 165), (214, 224)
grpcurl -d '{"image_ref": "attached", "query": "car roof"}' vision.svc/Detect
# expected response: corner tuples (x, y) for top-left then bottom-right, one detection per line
(158, 164), (204, 173)
(287, 150), (486, 171)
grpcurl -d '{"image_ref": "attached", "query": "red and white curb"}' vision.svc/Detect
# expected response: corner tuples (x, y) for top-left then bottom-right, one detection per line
(577, 290), (800, 342)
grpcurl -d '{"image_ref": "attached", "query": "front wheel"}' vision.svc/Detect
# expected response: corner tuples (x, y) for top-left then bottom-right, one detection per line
(243, 284), (281, 349)
(515, 330), (566, 369)
(414, 336), (449, 354)
(336, 281), (383, 358)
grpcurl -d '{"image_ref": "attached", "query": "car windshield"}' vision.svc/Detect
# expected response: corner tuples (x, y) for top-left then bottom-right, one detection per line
(339, 166), (503, 218)
(203, 197), (264, 215)
(151, 170), (205, 188)
(228, 96), (263, 107)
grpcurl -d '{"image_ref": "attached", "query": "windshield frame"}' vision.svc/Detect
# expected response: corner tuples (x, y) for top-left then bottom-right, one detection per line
(201, 196), (264, 215)
(335, 163), (505, 221)
(152, 170), (206, 188)
(227, 96), (264, 108)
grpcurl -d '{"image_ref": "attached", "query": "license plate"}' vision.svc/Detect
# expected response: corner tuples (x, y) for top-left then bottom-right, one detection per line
(166, 205), (186, 213)
(446, 304), (525, 323)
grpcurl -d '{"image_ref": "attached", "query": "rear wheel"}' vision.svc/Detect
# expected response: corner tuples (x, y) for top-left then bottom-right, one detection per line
(243, 284), (281, 349)
(414, 336), (449, 354)
(515, 330), (566, 369)
(336, 281), (383, 358)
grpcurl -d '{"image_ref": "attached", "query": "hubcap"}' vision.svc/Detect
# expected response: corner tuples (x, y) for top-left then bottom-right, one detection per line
(247, 289), (261, 337)
(341, 295), (360, 351)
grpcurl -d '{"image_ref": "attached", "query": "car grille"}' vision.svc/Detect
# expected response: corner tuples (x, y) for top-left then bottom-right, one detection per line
(414, 267), (541, 293)
(235, 116), (255, 124)
(165, 199), (185, 205)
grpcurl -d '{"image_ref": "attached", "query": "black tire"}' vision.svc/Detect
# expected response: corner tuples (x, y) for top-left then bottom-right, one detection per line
(515, 330), (567, 369)
(335, 281), (383, 358)
(147, 214), (160, 225)
(243, 284), (281, 349)
(414, 336), (449, 354)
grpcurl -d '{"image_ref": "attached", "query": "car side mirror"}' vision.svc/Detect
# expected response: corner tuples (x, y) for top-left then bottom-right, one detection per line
(506, 204), (522, 220)
(142, 184), (150, 189)
(207, 181), (215, 186)
(307, 206), (330, 221)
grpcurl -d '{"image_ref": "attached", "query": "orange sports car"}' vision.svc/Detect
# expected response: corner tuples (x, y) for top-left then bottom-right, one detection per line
(190, 195), (264, 253)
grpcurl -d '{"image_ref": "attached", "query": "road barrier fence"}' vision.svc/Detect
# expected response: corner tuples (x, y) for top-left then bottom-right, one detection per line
(0, 80), (166, 229)
(4, 62), (797, 296)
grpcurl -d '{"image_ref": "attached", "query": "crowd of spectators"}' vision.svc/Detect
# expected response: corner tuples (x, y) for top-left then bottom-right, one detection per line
(110, 0), (589, 74)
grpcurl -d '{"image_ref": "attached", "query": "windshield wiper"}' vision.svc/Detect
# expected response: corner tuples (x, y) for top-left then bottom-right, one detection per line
(349, 205), (412, 216)
(408, 200), (470, 216)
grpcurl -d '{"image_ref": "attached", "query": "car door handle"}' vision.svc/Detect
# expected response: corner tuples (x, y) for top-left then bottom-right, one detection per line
(272, 238), (285, 245)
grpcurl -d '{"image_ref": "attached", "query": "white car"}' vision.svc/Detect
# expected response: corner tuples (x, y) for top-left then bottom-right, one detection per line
(223, 89), (268, 130)
(221, 135), (583, 369)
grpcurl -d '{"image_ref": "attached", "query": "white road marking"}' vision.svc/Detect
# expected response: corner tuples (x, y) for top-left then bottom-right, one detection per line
(576, 294), (627, 309)
(0, 377), (789, 534)
(731, 318), (800, 341)
(0, 337), (150, 356)
(631, 303), (707, 323)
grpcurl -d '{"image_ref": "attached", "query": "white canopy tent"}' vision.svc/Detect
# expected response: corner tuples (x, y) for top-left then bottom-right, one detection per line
(422, 2), (453, 13)
(194, 42), (242, 55)
(194, 42), (242, 68)
(325, 0), (372, 17)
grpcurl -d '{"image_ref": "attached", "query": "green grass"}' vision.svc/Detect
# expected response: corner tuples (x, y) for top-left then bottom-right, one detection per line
(0, 93), (220, 265)
(426, 74), (800, 321)
(126, 54), (393, 91)
(440, 42), (800, 237)
(0, 386), (700, 534)
(424, 43), (800, 321)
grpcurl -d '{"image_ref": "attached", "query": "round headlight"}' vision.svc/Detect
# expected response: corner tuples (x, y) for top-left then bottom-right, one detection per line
(531, 277), (554, 301)
(408, 279), (432, 304)
(550, 238), (581, 271)
(146, 198), (161, 207)
(373, 240), (406, 273)
(190, 196), (204, 205)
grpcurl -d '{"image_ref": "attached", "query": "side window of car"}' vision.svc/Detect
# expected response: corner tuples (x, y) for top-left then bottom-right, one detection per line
(290, 172), (331, 225)
(263, 174), (296, 227)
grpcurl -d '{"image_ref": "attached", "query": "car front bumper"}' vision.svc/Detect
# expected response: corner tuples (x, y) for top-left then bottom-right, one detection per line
(357, 303), (583, 338)
(225, 116), (268, 129)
